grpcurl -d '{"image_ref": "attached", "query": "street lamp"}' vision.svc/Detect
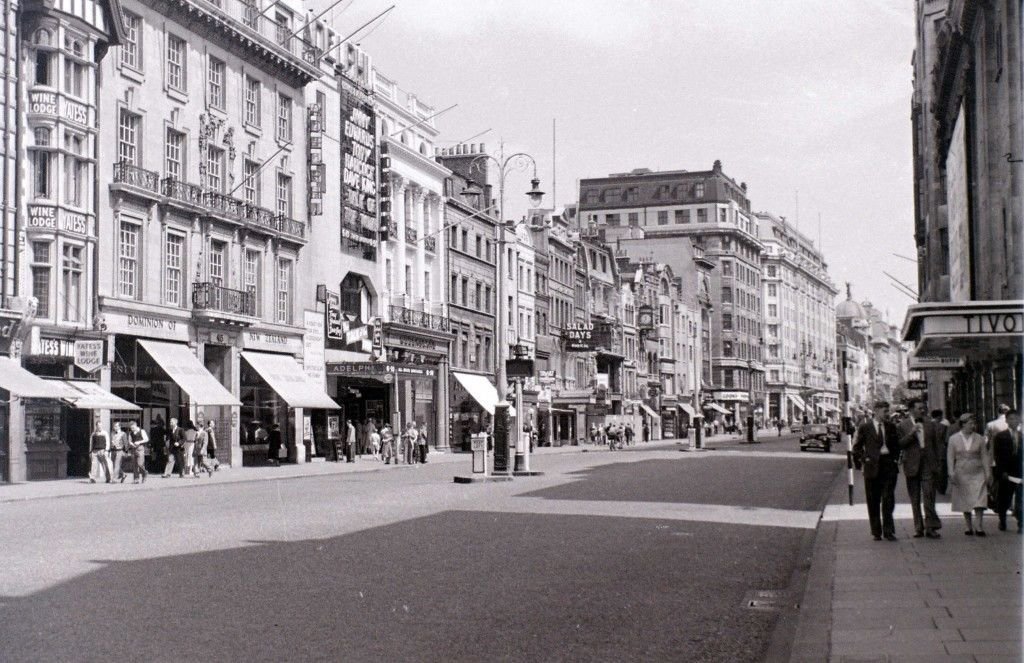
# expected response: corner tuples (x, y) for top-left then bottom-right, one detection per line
(461, 149), (544, 473)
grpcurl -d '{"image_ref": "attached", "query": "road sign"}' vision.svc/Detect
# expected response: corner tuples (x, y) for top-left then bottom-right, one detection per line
(73, 340), (104, 373)
(907, 379), (927, 390)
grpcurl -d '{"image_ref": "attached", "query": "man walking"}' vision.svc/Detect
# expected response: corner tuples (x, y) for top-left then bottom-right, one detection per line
(109, 422), (128, 483)
(126, 421), (149, 483)
(899, 398), (943, 538)
(88, 420), (112, 483)
(163, 418), (183, 478)
(854, 400), (900, 541)
(992, 409), (1023, 533)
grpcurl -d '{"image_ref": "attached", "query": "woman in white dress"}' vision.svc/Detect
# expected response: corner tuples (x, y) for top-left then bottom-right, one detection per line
(947, 413), (993, 536)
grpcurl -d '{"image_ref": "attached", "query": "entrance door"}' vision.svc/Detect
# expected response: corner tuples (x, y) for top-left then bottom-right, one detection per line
(64, 408), (92, 477)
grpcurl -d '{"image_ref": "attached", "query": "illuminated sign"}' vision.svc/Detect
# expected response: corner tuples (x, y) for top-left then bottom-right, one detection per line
(340, 78), (377, 246)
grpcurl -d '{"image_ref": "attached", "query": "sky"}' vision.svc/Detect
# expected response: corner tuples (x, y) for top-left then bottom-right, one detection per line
(321, 0), (920, 326)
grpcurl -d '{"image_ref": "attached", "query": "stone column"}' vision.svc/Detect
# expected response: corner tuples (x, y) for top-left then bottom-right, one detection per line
(393, 179), (408, 309)
(411, 186), (426, 304)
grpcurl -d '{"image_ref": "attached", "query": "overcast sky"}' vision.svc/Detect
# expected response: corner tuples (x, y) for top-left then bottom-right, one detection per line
(326, 0), (920, 326)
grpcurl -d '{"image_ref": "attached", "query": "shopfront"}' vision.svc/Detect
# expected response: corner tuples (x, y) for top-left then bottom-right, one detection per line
(382, 325), (451, 450)
(451, 371), (498, 451)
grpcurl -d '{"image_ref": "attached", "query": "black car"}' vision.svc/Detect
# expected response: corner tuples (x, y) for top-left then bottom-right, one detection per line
(800, 424), (832, 453)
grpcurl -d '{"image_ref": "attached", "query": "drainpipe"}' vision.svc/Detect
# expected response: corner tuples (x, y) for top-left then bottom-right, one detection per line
(12, 0), (21, 303)
(1, 0), (11, 304)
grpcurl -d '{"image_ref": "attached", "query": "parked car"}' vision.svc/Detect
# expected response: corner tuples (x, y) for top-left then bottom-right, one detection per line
(800, 424), (832, 453)
(790, 422), (803, 433)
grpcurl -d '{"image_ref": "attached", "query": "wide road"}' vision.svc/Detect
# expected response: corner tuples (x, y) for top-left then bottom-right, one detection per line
(1, 434), (843, 662)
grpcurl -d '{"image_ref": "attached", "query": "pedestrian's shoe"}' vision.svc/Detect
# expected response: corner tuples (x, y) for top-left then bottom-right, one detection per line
(975, 530), (986, 537)
(998, 517), (1007, 531)
(925, 530), (941, 539)
(141, 474), (146, 483)
(89, 477), (96, 483)
(162, 474), (169, 478)
(913, 531), (924, 538)
(873, 535), (882, 541)
(884, 534), (898, 541)
(964, 530), (974, 536)
(120, 475), (126, 484)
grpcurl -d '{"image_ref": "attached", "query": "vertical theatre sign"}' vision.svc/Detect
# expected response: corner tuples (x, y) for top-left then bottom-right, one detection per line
(307, 102), (324, 216)
(340, 77), (377, 249)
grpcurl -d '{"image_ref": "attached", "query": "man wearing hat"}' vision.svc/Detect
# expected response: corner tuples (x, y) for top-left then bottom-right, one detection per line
(854, 400), (901, 541)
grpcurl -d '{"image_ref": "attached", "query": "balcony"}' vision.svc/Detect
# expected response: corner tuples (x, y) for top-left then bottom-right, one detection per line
(405, 226), (418, 245)
(243, 203), (278, 232)
(277, 214), (306, 240)
(162, 178), (204, 207)
(203, 191), (244, 221)
(424, 235), (437, 252)
(388, 304), (450, 334)
(192, 282), (256, 322)
(112, 162), (161, 196)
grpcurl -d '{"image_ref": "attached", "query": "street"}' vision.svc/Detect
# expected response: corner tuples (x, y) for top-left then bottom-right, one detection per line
(0, 435), (844, 662)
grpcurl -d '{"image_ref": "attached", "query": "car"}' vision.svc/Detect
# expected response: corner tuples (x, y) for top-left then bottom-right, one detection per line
(825, 424), (840, 444)
(800, 424), (832, 453)
(790, 422), (803, 433)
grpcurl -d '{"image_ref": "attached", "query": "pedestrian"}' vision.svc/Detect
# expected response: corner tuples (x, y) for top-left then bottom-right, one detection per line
(181, 420), (197, 478)
(853, 400), (900, 541)
(163, 417), (183, 478)
(643, 421), (650, 442)
(985, 404), (1011, 445)
(381, 423), (395, 464)
(345, 419), (356, 463)
(606, 423), (618, 451)
(898, 398), (943, 538)
(88, 420), (112, 484)
(126, 420), (149, 483)
(948, 413), (993, 536)
(205, 420), (220, 471)
(369, 423), (381, 460)
(270, 423), (285, 464)
(193, 422), (214, 477)
(624, 424), (635, 446)
(109, 421), (128, 484)
(991, 409), (1022, 533)
(590, 424), (599, 445)
(777, 420), (784, 437)
(417, 422), (429, 463)
(148, 414), (166, 474)
(402, 422), (417, 465)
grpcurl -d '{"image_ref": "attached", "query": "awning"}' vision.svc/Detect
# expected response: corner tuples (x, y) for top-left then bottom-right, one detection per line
(678, 403), (697, 418)
(901, 300), (1023, 358)
(241, 352), (340, 409)
(138, 340), (241, 406)
(820, 403), (839, 413)
(787, 394), (806, 411)
(0, 357), (72, 398)
(56, 380), (140, 410)
(638, 402), (660, 419)
(705, 403), (730, 415)
(452, 372), (517, 416)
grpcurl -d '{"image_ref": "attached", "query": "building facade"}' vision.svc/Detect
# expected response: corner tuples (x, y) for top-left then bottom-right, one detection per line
(904, 0), (1022, 419)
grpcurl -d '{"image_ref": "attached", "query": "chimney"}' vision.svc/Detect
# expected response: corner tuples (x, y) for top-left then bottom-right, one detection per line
(713, 159), (722, 172)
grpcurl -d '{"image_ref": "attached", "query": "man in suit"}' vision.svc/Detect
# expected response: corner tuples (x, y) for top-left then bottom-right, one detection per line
(854, 400), (900, 541)
(899, 398), (944, 538)
(992, 409), (1022, 533)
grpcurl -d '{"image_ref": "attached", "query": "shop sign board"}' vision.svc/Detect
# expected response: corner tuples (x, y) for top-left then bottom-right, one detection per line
(538, 369), (556, 384)
(325, 291), (344, 347)
(506, 358), (535, 379)
(907, 379), (927, 391)
(303, 310), (325, 387)
(919, 310), (1024, 338)
(715, 391), (749, 402)
(28, 91), (88, 125)
(326, 361), (395, 383)
(104, 311), (190, 342)
(907, 354), (966, 371)
(0, 310), (24, 356)
(371, 317), (384, 358)
(73, 340), (104, 372)
(244, 330), (302, 354)
(340, 77), (377, 245)
(385, 331), (448, 354)
(26, 205), (92, 237)
(562, 322), (612, 352)
(31, 332), (74, 358)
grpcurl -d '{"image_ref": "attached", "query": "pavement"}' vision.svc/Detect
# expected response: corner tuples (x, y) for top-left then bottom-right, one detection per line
(789, 461), (1023, 663)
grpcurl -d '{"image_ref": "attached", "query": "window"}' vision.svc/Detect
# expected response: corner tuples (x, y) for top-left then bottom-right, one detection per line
(243, 159), (261, 204)
(449, 274), (457, 303)
(461, 277), (468, 306)
(723, 369), (734, 388)
(461, 229), (468, 253)
(276, 93), (292, 142)
(31, 242), (51, 318)
(165, 129), (185, 180)
(245, 250), (262, 317)
(404, 266), (412, 295)
(628, 212), (639, 225)
(722, 313), (732, 330)
(657, 210), (668, 225)
(766, 265), (777, 277)
(675, 209), (690, 224)
(696, 208), (707, 223)
(606, 213), (620, 226)
(61, 244), (84, 322)
(274, 10), (292, 48)
(244, 76), (261, 127)
(121, 12), (141, 69)
(118, 221), (140, 298)
(721, 260), (732, 276)
(207, 57), (225, 109)
(721, 286), (732, 303)
(63, 56), (86, 98)
(208, 240), (226, 286)
(275, 258), (292, 323)
(767, 284), (777, 297)
(118, 110), (139, 165)
(206, 145), (224, 192)
(768, 304), (777, 317)
(423, 271), (431, 301)
(165, 233), (184, 306)
(475, 235), (482, 258)
(723, 341), (733, 357)
(276, 173), (292, 217)
(166, 34), (186, 91)
(484, 286), (492, 313)
(32, 150), (53, 199)
(719, 208), (727, 224)
(694, 181), (705, 198)
(63, 133), (86, 206)
(475, 282), (482, 309)
(35, 47), (55, 86)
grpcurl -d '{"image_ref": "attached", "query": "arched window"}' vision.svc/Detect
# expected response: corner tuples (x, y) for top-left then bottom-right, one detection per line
(418, 142), (427, 155)
(400, 131), (408, 145)
(33, 29), (53, 46)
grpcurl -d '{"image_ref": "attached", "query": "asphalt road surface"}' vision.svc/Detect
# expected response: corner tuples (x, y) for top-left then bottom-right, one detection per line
(1, 436), (843, 662)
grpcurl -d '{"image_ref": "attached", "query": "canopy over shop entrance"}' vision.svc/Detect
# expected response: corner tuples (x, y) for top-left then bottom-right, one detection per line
(56, 380), (140, 410)
(638, 402), (660, 419)
(240, 352), (340, 409)
(787, 394), (807, 412)
(706, 403), (730, 415)
(452, 372), (515, 415)
(678, 403), (697, 418)
(138, 340), (241, 406)
(0, 357), (71, 398)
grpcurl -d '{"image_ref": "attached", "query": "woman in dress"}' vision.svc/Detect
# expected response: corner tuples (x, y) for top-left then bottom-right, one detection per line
(948, 413), (993, 536)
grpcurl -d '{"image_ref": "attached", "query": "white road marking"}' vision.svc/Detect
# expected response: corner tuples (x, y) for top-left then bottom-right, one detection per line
(451, 496), (823, 530)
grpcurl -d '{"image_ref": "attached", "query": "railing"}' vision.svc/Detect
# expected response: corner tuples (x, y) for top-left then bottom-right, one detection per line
(424, 235), (436, 252)
(162, 178), (204, 206)
(243, 204), (278, 232)
(388, 304), (450, 333)
(113, 161), (161, 193)
(405, 226), (418, 245)
(277, 214), (306, 239)
(192, 282), (256, 317)
(204, 191), (244, 220)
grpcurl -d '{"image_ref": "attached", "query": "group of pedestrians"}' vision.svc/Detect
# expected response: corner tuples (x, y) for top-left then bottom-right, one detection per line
(853, 398), (1022, 542)
(161, 418), (219, 478)
(340, 419), (429, 466)
(87, 420), (152, 484)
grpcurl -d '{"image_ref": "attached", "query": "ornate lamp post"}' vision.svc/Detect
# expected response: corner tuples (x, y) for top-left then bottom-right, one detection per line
(462, 149), (543, 473)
